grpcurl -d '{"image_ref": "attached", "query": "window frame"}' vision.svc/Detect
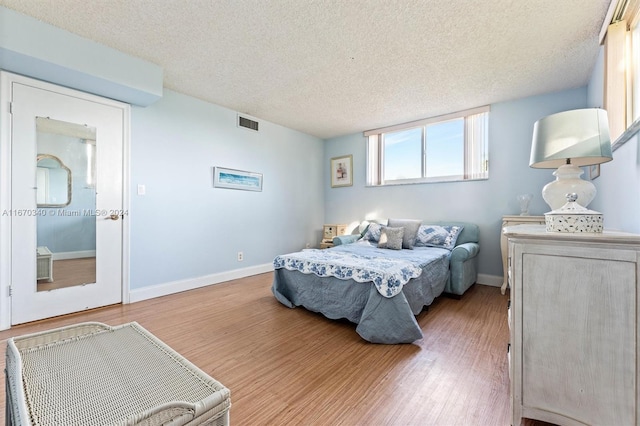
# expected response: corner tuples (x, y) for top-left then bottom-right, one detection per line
(602, 0), (640, 150)
(364, 105), (490, 186)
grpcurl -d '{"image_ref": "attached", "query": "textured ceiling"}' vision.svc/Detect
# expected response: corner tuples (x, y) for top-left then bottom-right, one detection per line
(0, 0), (612, 139)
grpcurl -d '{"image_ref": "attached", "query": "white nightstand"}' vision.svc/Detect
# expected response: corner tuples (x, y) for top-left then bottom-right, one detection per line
(320, 224), (347, 249)
(500, 215), (544, 294)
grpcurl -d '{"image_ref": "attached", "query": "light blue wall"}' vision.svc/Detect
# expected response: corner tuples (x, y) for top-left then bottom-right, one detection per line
(587, 47), (605, 108)
(0, 5), (325, 294)
(36, 133), (96, 254)
(129, 90), (324, 290)
(0, 7), (162, 106)
(594, 132), (640, 232)
(323, 87), (588, 279)
(587, 46), (640, 232)
(9, 1), (635, 291)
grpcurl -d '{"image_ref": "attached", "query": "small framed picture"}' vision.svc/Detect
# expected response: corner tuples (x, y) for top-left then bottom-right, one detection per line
(589, 164), (600, 180)
(330, 155), (353, 188)
(213, 167), (263, 191)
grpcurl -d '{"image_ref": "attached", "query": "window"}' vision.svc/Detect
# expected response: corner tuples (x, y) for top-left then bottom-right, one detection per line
(602, 0), (640, 144)
(630, 5), (640, 124)
(365, 106), (489, 186)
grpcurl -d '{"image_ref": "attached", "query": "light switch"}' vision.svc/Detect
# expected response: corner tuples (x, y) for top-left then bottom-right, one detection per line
(137, 184), (146, 195)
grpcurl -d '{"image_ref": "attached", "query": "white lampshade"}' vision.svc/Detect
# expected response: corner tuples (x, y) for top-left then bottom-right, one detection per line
(529, 108), (613, 210)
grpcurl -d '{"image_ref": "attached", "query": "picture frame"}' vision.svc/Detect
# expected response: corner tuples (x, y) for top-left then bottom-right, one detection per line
(213, 167), (263, 191)
(589, 164), (600, 180)
(330, 155), (353, 188)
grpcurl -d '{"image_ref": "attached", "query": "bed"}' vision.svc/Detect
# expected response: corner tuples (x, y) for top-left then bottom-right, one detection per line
(272, 220), (480, 344)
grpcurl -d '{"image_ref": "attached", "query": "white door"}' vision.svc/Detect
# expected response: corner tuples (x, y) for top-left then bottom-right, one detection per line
(10, 78), (127, 325)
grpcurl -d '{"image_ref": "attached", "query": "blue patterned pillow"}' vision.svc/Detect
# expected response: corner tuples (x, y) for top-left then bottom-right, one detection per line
(415, 225), (464, 250)
(361, 222), (383, 243)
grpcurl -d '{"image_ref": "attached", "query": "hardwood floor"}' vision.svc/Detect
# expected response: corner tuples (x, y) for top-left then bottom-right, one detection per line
(1, 273), (523, 425)
(37, 257), (96, 291)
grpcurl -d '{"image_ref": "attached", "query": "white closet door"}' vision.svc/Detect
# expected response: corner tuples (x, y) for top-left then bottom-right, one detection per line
(10, 77), (127, 325)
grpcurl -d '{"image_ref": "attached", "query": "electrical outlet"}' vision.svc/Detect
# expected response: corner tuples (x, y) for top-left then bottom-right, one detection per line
(237, 251), (243, 261)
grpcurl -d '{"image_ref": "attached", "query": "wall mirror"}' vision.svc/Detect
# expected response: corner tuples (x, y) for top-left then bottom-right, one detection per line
(36, 154), (71, 207)
(35, 117), (97, 292)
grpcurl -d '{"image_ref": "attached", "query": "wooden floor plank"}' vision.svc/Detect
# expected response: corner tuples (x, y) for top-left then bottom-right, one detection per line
(0, 273), (531, 425)
(37, 257), (96, 291)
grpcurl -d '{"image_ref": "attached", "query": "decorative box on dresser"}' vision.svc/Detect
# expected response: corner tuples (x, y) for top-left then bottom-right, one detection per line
(504, 224), (640, 426)
(500, 215), (545, 294)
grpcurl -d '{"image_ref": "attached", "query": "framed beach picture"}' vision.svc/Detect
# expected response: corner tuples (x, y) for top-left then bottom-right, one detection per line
(330, 155), (353, 188)
(589, 164), (600, 180)
(213, 167), (263, 191)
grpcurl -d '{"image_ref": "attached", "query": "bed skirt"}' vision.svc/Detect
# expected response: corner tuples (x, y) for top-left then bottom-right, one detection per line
(272, 255), (448, 344)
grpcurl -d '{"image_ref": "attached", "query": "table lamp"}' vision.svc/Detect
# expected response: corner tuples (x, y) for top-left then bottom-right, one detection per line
(529, 108), (613, 210)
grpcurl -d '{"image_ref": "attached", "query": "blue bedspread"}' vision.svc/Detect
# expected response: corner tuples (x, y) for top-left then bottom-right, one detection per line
(273, 241), (445, 297)
(272, 241), (451, 344)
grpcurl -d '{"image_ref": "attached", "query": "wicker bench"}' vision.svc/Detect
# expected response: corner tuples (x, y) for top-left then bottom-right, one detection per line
(5, 322), (231, 425)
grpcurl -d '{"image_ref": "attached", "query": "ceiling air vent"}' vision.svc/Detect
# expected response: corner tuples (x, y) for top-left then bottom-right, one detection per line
(238, 115), (259, 132)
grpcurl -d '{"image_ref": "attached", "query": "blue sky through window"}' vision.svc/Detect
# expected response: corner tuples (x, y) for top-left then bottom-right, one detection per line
(426, 119), (464, 177)
(384, 119), (464, 180)
(384, 127), (421, 180)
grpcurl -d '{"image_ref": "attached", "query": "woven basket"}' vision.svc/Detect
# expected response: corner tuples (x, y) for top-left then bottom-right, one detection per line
(6, 322), (231, 426)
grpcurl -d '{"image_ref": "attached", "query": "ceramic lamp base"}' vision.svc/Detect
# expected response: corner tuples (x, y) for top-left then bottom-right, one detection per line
(542, 164), (596, 210)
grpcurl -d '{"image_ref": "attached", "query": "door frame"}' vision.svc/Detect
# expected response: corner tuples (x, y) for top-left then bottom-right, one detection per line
(0, 71), (131, 330)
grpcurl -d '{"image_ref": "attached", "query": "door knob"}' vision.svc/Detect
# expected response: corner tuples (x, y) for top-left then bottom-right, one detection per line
(107, 214), (119, 220)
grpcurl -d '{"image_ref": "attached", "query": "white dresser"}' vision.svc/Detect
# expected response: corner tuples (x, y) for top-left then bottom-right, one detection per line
(504, 225), (640, 426)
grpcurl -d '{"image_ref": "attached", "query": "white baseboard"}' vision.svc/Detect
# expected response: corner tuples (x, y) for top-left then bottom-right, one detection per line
(128, 265), (503, 304)
(52, 250), (96, 260)
(476, 273), (502, 287)
(129, 263), (273, 303)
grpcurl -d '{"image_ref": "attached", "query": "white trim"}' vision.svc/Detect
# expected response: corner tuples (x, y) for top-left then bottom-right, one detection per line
(600, 0), (626, 44)
(365, 106), (490, 186)
(0, 71), (13, 330)
(35, 117), (96, 140)
(476, 273), (502, 288)
(121, 104), (131, 305)
(606, 20), (629, 142)
(128, 263), (273, 303)
(600, 0), (640, 44)
(363, 105), (490, 137)
(365, 175), (487, 188)
(0, 70), (131, 330)
(51, 250), (96, 261)
(630, 1), (640, 29)
(129, 267), (503, 303)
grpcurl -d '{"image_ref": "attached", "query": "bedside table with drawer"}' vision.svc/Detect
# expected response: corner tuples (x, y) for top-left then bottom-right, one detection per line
(320, 224), (347, 248)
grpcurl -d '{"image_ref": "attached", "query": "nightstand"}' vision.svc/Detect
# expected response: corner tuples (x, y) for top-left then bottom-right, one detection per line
(320, 224), (347, 249)
(500, 215), (544, 294)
